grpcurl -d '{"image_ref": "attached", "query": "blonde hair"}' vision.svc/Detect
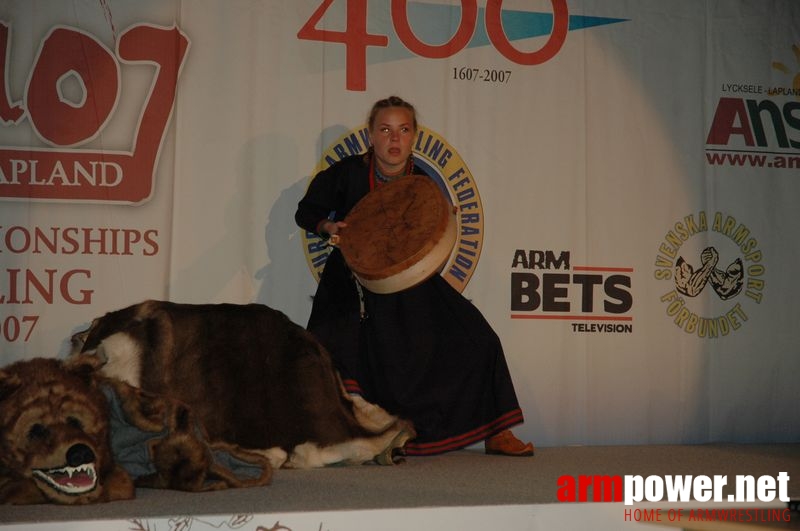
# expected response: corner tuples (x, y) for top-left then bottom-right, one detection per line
(367, 96), (418, 132)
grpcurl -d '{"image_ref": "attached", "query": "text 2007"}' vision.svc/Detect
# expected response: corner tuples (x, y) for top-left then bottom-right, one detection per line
(452, 67), (512, 84)
(0, 315), (39, 342)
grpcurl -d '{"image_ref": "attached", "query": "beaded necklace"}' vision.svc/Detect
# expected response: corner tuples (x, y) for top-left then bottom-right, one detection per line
(368, 150), (414, 191)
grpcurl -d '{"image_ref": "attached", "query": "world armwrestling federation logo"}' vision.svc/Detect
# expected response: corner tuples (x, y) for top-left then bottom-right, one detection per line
(654, 211), (765, 337)
(301, 126), (484, 293)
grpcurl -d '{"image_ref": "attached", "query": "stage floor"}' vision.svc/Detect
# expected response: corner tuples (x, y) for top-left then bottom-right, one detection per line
(1, 443), (798, 530)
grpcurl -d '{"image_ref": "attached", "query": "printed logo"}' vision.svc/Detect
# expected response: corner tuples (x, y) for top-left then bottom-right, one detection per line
(0, 23), (190, 204)
(654, 211), (765, 337)
(302, 126), (483, 293)
(705, 44), (800, 169)
(510, 249), (634, 333)
(296, 1), (626, 91)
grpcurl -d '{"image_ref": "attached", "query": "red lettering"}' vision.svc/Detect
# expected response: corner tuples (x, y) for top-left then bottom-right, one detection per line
(485, 0), (569, 65)
(118, 24), (190, 196)
(122, 228), (142, 255)
(0, 24), (190, 203)
(556, 475), (624, 502)
(298, 1), (569, 91)
(143, 229), (159, 256)
(61, 269), (92, 304)
(0, 269), (92, 304)
(706, 97), (755, 146)
(297, 0), (388, 91)
(556, 475), (576, 502)
(593, 475), (624, 502)
(579, 475), (592, 501)
(28, 28), (118, 146)
(0, 23), (24, 123)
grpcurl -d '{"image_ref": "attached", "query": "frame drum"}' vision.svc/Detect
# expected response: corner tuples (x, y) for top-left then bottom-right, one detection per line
(334, 175), (457, 294)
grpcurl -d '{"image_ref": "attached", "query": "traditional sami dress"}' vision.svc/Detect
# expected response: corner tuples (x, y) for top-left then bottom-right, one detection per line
(295, 153), (525, 455)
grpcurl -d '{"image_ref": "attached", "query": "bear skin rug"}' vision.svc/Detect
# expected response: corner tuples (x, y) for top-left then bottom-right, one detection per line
(70, 300), (416, 470)
(0, 354), (272, 505)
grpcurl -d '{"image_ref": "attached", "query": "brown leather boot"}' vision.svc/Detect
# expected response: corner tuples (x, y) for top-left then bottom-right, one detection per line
(484, 429), (534, 457)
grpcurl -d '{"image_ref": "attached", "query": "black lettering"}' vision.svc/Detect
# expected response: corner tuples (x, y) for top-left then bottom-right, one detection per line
(604, 275), (633, 313)
(511, 272), (539, 311)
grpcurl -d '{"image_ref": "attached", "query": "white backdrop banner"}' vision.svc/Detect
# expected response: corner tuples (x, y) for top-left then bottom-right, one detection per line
(0, 0), (798, 447)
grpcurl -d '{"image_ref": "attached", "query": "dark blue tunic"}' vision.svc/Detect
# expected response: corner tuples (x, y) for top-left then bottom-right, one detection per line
(295, 154), (524, 454)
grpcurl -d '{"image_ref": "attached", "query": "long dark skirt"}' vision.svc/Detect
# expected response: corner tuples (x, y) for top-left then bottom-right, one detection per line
(307, 249), (524, 455)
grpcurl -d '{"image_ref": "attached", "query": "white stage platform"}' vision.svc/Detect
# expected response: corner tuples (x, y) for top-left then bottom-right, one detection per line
(1, 444), (798, 531)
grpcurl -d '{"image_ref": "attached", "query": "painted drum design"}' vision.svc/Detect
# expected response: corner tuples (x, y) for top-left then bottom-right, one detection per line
(334, 175), (457, 294)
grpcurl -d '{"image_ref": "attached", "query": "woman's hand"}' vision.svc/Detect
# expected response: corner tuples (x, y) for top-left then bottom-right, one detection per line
(319, 220), (347, 239)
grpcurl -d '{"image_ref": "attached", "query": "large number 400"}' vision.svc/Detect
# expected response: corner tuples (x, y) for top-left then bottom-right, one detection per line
(298, 0), (568, 91)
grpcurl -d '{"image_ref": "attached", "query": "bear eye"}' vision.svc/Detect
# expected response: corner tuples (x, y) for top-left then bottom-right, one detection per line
(66, 416), (84, 430)
(28, 423), (49, 440)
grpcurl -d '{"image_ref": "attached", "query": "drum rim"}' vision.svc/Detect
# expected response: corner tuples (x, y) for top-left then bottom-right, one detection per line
(355, 211), (457, 294)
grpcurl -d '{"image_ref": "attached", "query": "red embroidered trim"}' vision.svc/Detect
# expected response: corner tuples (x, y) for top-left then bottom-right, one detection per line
(342, 379), (363, 395)
(404, 408), (525, 456)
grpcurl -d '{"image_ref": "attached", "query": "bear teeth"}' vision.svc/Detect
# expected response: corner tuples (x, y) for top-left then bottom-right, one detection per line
(32, 463), (98, 495)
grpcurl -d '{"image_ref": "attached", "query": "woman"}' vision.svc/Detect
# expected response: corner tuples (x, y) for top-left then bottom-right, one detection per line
(295, 96), (533, 456)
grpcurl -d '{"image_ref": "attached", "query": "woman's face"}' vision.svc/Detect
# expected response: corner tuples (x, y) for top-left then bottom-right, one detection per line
(369, 106), (416, 175)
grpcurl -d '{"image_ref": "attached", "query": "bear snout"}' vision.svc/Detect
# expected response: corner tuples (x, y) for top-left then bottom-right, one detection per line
(66, 443), (96, 467)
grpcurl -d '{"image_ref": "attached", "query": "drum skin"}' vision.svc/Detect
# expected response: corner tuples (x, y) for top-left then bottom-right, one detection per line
(335, 175), (457, 294)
